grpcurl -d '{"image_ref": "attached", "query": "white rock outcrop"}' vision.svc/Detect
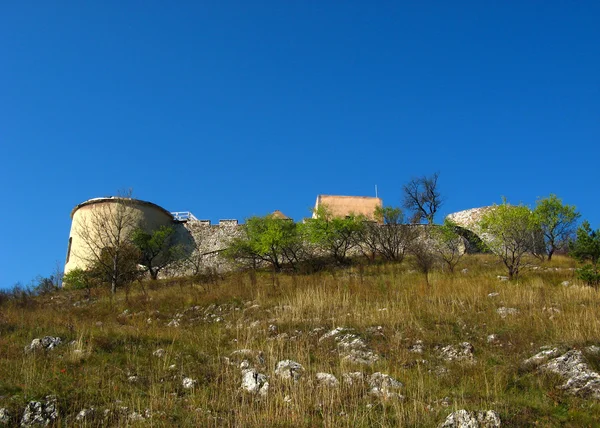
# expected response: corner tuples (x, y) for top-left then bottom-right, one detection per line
(274, 360), (304, 381)
(21, 396), (58, 427)
(24, 337), (62, 354)
(440, 409), (501, 427)
(241, 369), (269, 397)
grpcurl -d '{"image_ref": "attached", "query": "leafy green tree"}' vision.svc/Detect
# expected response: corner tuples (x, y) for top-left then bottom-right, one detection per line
(225, 214), (303, 271)
(131, 225), (182, 280)
(534, 194), (580, 261)
(570, 221), (600, 287)
(480, 200), (540, 280)
(63, 267), (99, 296)
(430, 219), (465, 273)
(302, 205), (365, 264)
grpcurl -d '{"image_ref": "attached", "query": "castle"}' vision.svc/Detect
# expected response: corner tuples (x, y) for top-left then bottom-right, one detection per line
(64, 195), (486, 277)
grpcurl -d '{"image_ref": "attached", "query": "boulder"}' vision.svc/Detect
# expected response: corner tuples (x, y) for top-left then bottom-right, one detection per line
(21, 396), (58, 427)
(369, 372), (404, 399)
(0, 408), (10, 424)
(241, 369), (269, 397)
(439, 342), (475, 363)
(274, 360), (304, 381)
(24, 337), (62, 354)
(315, 372), (339, 387)
(440, 409), (501, 427)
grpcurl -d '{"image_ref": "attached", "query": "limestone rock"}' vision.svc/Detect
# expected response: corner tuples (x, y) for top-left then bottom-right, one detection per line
(152, 349), (166, 358)
(241, 369), (269, 397)
(539, 350), (600, 399)
(496, 307), (519, 318)
(342, 372), (365, 385)
(369, 372), (404, 399)
(21, 396), (58, 427)
(182, 377), (197, 389)
(75, 408), (95, 422)
(275, 360), (304, 381)
(0, 408), (10, 424)
(24, 337), (62, 354)
(315, 372), (339, 387)
(439, 342), (475, 363)
(440, 409), (501, 427)
(409, 340), (425, 353)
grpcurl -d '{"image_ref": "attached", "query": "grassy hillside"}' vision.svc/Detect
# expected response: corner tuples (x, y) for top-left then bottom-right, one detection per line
(2, 255), (600, 426)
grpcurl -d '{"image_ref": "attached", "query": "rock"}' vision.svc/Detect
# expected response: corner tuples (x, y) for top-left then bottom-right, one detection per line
(275, 360), (304, 381)
(75, 407), (95, 422)
(561, 281), (570, 287)
(487, 292), (499, 298)
(128, 412), (145, 422)
(523, 347), (563, 368)
(21, 396), (58, 427)
(319, 327), (380, 365)
(487, 334), (498, 344)
(409, 340), (425, 353)
(342, 372), (365, 385)
(496, 307), (519, 318)
(182, 377), (197, 389)
(440, 409), (501, 427)
(152, 349), (166, 358)
(127, 375), (139, 383)
(369, 372), (404, 399)
(461, 268), (469, 274)
(586, 345), (600, 355)
(241, 369), (269, 396)
(0, 408), (10, 424)
(341, 349), (379, 365)
(230, 349), (265, 368)
(539, 350), (600, 399)
(439, 342), (475, 363)
(315, 372), (339, 387)
(24, 337), (62, 353)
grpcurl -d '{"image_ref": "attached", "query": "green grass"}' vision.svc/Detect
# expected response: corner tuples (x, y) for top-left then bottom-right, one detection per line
(0, 255), (599, 426)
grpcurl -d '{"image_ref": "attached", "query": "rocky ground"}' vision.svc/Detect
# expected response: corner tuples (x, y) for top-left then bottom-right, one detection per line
(1, 255), (600, 426)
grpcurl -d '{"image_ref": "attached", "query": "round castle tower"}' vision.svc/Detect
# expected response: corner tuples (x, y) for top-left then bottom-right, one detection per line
(64, 197), (174, 275)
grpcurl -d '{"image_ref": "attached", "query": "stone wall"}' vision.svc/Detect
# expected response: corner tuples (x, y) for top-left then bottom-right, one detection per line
(170, 220), (244, 275)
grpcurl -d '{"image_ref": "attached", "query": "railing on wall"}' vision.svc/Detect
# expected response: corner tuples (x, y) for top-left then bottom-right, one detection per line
(171, 211), (199, 222)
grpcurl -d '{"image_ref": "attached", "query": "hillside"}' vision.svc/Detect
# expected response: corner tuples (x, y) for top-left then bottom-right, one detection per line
(2, 255), (600, 427)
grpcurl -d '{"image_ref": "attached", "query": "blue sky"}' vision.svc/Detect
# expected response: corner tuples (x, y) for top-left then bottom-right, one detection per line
(1, 1), (599, 288)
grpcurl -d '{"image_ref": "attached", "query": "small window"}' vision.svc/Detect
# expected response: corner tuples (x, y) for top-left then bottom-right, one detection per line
(66, 237), (72, 264)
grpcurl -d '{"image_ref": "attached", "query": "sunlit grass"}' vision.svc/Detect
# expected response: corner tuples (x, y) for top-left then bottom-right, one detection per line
(0, 254), (599, 426)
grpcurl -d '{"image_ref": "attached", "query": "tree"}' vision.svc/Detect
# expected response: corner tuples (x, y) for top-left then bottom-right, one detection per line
(359, 206), (418, 262)
(302, 205), (365, 264)
(430, 219), (465, 273)
(479, 200), (540, 280)
(569, 221), (600, 287)
(73, 191), (141, 294)
(409, 240), (438, 286)
(402, 172), (442, 224)
(225, 214), (303, 271)
(131, 225), (183, 280)
(534, 194), (580, 261)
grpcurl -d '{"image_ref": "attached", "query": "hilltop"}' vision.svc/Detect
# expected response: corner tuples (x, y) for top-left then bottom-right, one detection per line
(1, 255), (600, 426)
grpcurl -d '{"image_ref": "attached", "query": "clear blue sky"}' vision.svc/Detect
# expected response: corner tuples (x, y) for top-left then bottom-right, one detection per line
(1, 1), (599, 288)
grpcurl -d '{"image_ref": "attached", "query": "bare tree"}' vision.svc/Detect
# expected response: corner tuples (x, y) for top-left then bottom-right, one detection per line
(402, 172), (442, 224)
(74, 191), (141, 293)
(358, 206), (419, 262)
(410, 240), (438, 286)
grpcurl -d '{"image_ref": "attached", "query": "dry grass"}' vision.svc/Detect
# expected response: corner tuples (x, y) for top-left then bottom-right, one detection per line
(1, 255), (600, 426)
